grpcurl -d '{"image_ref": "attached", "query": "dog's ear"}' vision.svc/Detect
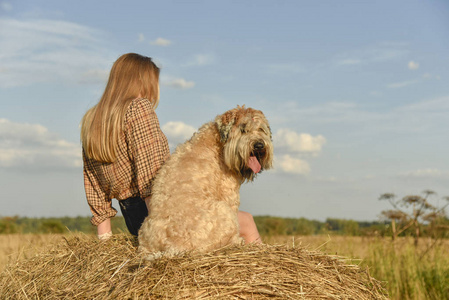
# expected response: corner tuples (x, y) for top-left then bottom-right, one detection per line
(215, 110), (237, 143)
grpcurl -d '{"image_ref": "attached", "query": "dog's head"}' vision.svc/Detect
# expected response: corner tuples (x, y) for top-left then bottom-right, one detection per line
(215, 105), (273, 181)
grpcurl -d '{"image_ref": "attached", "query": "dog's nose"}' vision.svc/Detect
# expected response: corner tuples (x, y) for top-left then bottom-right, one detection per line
(254, 142), (264, 150)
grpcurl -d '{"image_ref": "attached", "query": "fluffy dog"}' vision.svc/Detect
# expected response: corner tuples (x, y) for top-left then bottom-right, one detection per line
(138, 105), (273, 259)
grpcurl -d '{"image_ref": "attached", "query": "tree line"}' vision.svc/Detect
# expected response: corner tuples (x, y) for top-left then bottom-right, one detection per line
(1, 215), (447, 238)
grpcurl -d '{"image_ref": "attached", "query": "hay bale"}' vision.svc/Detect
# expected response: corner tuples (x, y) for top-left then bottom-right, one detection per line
(0, 234), (388, 299)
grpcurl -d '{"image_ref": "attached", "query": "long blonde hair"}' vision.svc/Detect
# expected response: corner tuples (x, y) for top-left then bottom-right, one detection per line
(81, 53), (160, 163)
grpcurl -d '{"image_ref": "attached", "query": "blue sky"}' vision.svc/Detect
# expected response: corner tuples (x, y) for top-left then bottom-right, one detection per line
(1, 0), (448, 221)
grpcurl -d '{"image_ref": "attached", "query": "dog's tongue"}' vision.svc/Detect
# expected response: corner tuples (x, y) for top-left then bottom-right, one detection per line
(248, 156), (261, 174)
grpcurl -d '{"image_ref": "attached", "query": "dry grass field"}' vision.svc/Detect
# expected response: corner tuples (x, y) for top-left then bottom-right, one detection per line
(1, 233), (448, 299)
(266, 235), (449, 300)
(0, 234), (369, 271)
(0, 234), (64, 271)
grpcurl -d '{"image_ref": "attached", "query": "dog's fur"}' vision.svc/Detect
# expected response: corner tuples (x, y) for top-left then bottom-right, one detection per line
(138, 106), (273, 259)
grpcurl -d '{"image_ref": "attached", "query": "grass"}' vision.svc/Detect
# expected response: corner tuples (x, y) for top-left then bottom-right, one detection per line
(1, 234), (448, 299)
(363, 238), (449, 300)
(266, 235), (449, 300)
(0, 234), (63, 271)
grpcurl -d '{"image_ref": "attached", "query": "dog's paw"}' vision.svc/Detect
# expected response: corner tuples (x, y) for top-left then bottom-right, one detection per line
(145, 251), (164, 261)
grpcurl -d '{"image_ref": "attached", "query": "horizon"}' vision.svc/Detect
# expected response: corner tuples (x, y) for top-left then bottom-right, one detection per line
(1, 214), (393, 223)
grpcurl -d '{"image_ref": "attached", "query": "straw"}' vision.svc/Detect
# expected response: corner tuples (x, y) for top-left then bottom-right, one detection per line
(0, 234), (388, 299)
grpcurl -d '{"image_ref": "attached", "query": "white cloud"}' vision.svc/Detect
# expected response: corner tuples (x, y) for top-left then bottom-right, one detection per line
(271, 128), (326, 175)
(162, 121), (196, 150)
(401, 96), (449, 112)
(399, 169), (448, 179)
(183, 54), (216, 67)
(163, 122), (196, 139)
(274, 129), (326, 154)
(194, 54), (215, 65)
(275, 155), (310, 175)
(334, 43), (409, 67)
(408, 61), (419, 70)
(138, 33), (145, 42)
(150, 37), (172, 46)
(273, 101), (384, 127)
(423, 73), (441, 80)
(0, 119), (81, 170)
(78, 69), (109, 84)
(0, 17), (113, 88)
(387, 80), (418, 89)
(163, 78), (195, 89)
(336, 59), (362, 66)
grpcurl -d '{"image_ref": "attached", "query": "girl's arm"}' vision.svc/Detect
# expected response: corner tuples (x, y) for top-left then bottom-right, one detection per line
(97, 218), (112, 240)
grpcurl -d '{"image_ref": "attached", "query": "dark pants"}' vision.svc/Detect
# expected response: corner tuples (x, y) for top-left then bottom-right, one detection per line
(118, 196), (148, 236)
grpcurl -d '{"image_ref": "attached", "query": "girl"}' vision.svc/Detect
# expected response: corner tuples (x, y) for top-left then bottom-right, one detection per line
(80, 53), (261, 243)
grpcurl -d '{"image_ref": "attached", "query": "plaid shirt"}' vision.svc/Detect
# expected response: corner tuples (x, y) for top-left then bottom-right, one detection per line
(83, 98), (170, 226)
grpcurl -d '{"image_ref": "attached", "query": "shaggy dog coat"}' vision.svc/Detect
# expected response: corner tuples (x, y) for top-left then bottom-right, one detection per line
(138, 106), (273, 258)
